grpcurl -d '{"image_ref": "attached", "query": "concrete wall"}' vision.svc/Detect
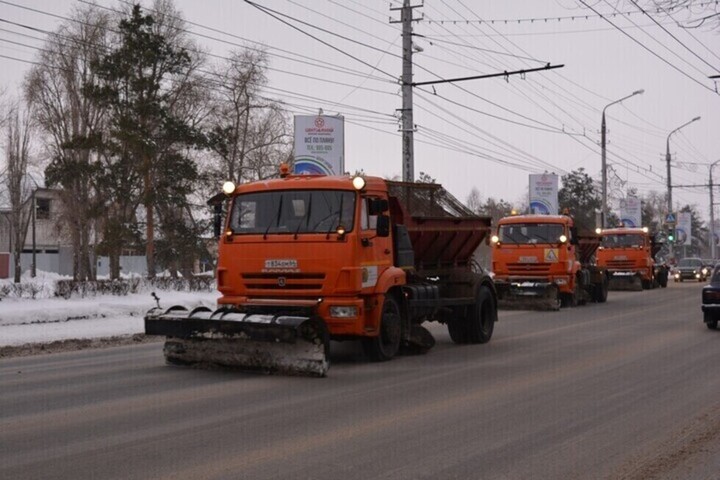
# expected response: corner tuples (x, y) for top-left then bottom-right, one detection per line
(95, 256), (147, 277)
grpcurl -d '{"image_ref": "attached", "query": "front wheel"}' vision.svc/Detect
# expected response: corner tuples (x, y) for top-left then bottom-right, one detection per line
(363, 295), (402, 361)
(593, 277), (609, 303)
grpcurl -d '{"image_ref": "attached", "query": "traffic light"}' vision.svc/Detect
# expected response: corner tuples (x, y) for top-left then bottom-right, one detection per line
(667, 228), (675, 243)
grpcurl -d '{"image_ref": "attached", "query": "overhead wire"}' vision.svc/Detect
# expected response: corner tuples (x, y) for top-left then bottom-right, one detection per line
(627, 0), (720, 74)
(242, 0), (398, 80)
(577, 0), (717, 93)
(449, 0), (672, 185)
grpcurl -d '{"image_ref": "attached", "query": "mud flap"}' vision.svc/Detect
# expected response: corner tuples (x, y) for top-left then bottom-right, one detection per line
(401, 324), (436, 355)
(145, 306), (330, 377)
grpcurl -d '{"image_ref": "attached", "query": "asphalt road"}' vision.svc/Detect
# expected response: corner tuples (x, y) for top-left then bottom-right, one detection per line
(1, 282), (719, 480)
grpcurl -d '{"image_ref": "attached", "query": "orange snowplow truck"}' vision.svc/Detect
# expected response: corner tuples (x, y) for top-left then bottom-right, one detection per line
(145, 172), (497, 376)
(490, 214), (609, 310)
(596, 227), (669, 291)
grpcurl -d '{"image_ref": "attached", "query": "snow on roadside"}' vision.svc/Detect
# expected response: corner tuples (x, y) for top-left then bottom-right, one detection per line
(0, 272), (219, 347)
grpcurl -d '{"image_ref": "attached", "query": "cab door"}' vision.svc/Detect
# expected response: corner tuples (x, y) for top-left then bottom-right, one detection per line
(358, 194), (393, 292)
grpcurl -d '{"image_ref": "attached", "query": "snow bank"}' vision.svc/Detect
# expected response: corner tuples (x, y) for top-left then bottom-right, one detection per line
(0, 274), (219, 347)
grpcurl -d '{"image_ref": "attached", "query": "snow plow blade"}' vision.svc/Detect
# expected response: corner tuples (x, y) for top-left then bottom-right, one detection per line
(497, 284), (560, 311)
(144, 306), (330, 377)
(608, 274), (643, 291)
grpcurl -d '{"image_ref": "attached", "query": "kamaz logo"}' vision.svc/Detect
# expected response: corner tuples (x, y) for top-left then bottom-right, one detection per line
(277, 277), (287, 287)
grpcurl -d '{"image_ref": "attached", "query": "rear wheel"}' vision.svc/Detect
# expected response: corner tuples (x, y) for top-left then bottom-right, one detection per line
(363, 295), (402, 361)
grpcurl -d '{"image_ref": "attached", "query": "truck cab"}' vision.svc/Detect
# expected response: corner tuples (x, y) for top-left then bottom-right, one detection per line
(491, 214), (608, 309)
(597, 227), (667, 289)
(218, 174), (402, 341)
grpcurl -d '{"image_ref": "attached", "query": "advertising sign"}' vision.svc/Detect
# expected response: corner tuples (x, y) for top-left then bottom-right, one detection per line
(619, 195), (642, 227)
(676, 211), (692, 246)
(529, 174), (558, 215)
(293, 115), (344, 175)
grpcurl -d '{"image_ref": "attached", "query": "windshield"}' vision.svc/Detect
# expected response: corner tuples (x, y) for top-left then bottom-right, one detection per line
(229, 190), (356, 235)
(498, 223), (564, 244)
(678, 258), (702, 268)
(601, 234), (645, 248)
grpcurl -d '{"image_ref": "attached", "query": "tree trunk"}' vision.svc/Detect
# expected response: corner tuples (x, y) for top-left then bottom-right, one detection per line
(144, 156), (155, 279)
(110, 248), (120, 280)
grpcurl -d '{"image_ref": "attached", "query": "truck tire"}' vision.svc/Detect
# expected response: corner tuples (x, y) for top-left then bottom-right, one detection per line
(593, 276), (609, 303)
(704, 312), (718, 330)
(658, 270), (668, 288)
(562, 279), (581, 308)
(448, 284), (495, 344)
(363, 295), (402, 361)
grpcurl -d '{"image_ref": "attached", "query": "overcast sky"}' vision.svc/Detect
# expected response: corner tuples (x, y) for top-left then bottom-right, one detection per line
(1, 0), (719, 222)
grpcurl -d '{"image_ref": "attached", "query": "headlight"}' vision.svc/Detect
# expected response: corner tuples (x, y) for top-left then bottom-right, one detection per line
(491, 235), (500, 244)
(222, 181), (236, 195)
(330, 306), (358, 318)
(555, 278), (568, 285)
(352, 176), (366, 190)
(559, 234), (567, 243)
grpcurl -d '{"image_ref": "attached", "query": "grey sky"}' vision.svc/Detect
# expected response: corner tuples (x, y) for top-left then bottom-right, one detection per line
(1, 0), (718, 221)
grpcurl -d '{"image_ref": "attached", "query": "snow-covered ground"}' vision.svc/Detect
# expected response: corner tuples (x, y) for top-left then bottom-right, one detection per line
(0, 271), (218, 347)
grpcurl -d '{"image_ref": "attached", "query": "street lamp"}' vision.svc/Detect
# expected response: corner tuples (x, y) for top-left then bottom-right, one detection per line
(601, 89), (644, 228)
(709, 159), (720, 259)
(666, 116), (701, 261)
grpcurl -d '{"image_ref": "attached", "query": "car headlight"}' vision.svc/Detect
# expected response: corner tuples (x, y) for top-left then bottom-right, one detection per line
(330, 305), (358, 318)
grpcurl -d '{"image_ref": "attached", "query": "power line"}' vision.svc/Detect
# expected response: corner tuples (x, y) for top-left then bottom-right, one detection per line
(577, 0), (717, 93)
(628, 0), (720, 74)
(425, 2), (720, 25)
(242, 0), (398, 80)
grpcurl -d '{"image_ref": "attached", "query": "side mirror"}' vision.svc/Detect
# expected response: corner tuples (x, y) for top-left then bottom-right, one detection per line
(368, 198), (389, 215)
(213, 203), (223, 239)
(376, 214), (390, 237)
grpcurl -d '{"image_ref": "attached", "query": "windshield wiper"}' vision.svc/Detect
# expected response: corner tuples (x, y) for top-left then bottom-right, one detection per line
(294, 194), (312, 239)
(532, 233), (552, 244)
(264, 195), (284, 240)
(326, 193), (344, 239)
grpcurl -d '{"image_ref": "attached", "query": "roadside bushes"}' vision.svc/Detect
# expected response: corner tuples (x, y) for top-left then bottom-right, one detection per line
(1, 276), (215, 300)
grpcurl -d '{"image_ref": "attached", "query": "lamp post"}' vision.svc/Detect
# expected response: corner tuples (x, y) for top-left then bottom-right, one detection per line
(709, 159), (720, 260)
(601, 89), (644, 228)
(666, 116), (701, 262)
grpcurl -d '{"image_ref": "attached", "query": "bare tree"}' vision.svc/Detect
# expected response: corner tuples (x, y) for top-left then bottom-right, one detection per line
(2, 103), (35, 282)
(206, 49), (292, 185)
(25, 4), (110, 281)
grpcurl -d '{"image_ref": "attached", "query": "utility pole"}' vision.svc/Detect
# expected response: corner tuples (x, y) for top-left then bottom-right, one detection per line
(711, 169), (716, 259)
(391, 0), (422, 182)
(390, 2), (562, 183)
(665, 116), (700, 263)
(600, 90), (644, 229)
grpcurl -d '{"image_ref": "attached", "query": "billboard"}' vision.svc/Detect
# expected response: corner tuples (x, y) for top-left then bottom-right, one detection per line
(676, 211), (692, 246)
(529, 174), (558, 215)
(293, 115), (344, 175)
(619, 195), (642, 227)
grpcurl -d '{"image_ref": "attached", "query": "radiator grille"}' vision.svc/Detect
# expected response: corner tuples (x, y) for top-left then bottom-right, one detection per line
(241, 272), (325, 291)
